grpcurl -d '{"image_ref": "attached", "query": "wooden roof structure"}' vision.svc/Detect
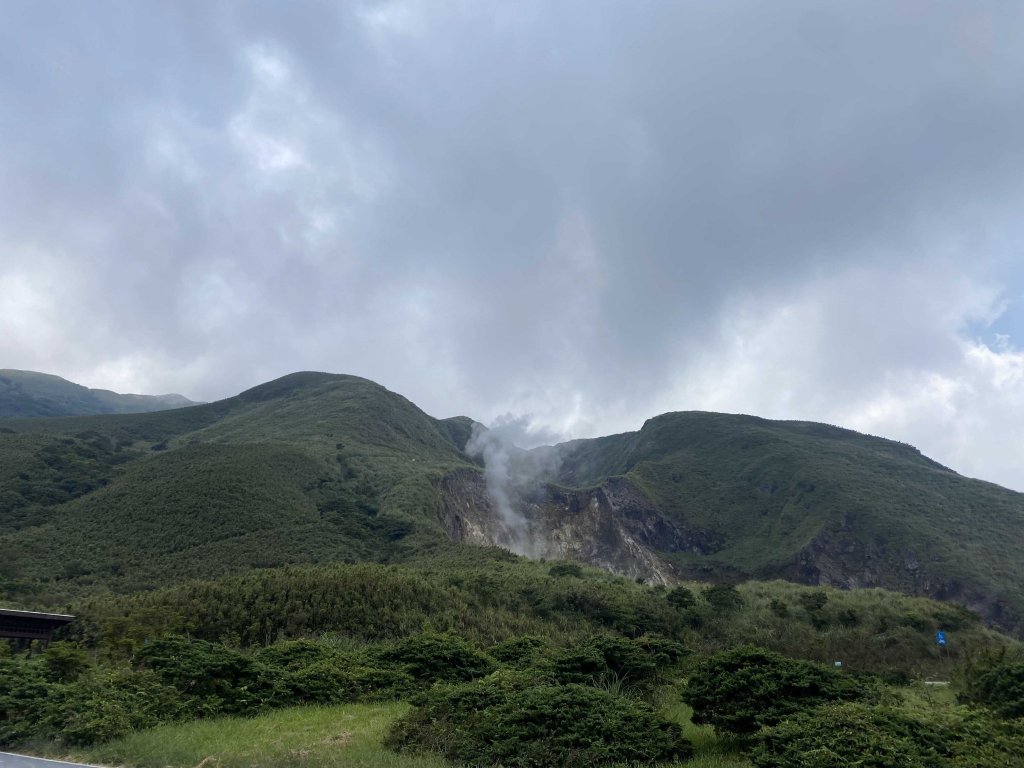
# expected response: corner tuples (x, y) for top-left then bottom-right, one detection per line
(0, 607), (75, 645)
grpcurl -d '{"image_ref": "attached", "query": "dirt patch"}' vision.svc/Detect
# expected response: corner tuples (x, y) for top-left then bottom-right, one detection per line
(322, 731), (353, 746)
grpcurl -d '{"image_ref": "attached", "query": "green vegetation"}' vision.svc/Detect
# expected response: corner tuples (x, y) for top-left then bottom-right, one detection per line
(4, 371), (1024, 638)
(556, 411), (1024, 634)
(0, 369), (196, 418)
(681, 646), (870, 735)
(387, 677), (692, 767)
(69, 702), (449, 768)
(5, 371), (1024, 765)
(956, 648), (1024, 718)
(751, 701), (1024, 768)
(0, 373), (474, 606)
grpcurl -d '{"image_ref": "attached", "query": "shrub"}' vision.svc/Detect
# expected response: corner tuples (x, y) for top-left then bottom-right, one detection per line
(682, 646), (868, 734)
(253, 639), (346, 670)
(278, 659), (413, 705)
(751, 702), (941, 768)
(549, 562), (584, 578)
(368, 633), (495, 684)
(958, 654), (1024, 718)
(134, 636), (269, 714)
(667, 586), (696, 609)
(42, 642), (91, 683)
(705, 583), (744, 612)
(945, 710), (1024, 767)
(0, 659), (51, 745)
(550, 634), (687, 694)
(488, 635), (547, 668)
(43, 669), (186, 746)
(387, 677), (692, 767)
(753, 702), (1024, 768)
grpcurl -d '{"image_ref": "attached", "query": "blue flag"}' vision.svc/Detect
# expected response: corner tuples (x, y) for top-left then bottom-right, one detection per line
(936, 631), (947, 646)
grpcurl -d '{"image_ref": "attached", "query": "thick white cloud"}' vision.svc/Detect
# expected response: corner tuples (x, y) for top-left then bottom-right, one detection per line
(1, 1), (1023, 489)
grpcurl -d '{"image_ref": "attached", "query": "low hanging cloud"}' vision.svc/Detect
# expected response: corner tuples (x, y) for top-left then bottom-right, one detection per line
(2, 1), (1024, 489)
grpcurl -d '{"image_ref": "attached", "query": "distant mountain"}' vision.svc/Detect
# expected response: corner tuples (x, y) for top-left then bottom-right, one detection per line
(2, 370), (1023, 636)
(0, 369), (199, 418)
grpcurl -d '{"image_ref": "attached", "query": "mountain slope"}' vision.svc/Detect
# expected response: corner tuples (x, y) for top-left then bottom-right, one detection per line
(0, 372), (475, 603)
(549, 413), (1024, 631)
(2, 371), (1024, 636)
(0, 369), (198, 417)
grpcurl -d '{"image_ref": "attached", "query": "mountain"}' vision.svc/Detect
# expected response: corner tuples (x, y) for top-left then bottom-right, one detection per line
(0, 369), (199, 418)
(2, 371), (1023, 636)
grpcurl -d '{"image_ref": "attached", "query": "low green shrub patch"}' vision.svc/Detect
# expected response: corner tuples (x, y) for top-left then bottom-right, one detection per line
(367, 633), (495, 683)
(682, 645), (870, 734)
(548, 634), (687, 695)
(752, 701), (1024, 768)
(751, 702), (944, 768)
(387, 675), (692, 767)
(957, 651), (1024, 719)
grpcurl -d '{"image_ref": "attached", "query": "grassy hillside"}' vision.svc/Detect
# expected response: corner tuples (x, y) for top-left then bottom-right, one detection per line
(0, 369), (197, 417)
(555, 412), (1024, 633)
(0, 373), (475, 605)
(3, 371), (1024, 637)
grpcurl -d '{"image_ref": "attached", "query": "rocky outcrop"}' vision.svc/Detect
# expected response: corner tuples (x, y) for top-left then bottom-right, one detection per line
(438, 469), (719, 584)
(775, 514), (1015, 632)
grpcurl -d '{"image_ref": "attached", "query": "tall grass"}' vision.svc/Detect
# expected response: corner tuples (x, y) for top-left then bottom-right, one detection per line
(66, 703), (447, 768)
(62, 697), (755, 768)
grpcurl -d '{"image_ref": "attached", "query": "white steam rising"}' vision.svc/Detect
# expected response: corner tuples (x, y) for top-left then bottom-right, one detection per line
(465, 416), (563, 557)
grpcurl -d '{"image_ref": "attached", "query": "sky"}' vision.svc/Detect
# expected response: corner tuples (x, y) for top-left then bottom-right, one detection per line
(2, 1), (1024, 490)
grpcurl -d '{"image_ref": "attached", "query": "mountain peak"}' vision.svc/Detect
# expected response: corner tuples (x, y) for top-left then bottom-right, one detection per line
(0, 369), (200, 418)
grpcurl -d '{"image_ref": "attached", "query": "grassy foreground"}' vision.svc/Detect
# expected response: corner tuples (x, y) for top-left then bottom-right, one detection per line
(60, 700), (751, 768)
(63, 702), (446, 768)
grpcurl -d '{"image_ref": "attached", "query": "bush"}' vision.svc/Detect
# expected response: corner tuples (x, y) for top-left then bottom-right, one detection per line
(43, 669), (186, 746)
(957, 651), (1024, 719)
(704, 583), (744, 612)
(753, 701), (1024, 768)
(489, 635), (547, 668)
(945, 710), (1024, 767)
(134, 636), (269, 714)
(0, 658), (187, 748)
(667, 586), (696, 609)
(253, 639), (346, 670)
(549, 562), (584, 578)
(368, 633), (495, 684)
(42, 642), (91, 682)
(387, 676), (692, 767)
(682, 646), (868, 734)
(278, 659), (413, 705)
(550, 634), (687, 694)
(0, 659), (51, 745)
(751, 702), (941, 768)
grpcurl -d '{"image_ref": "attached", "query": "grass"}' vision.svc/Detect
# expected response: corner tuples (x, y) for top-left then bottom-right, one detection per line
(60, 698), (754, 768)
(655, 694), (751, 768)
(64, 702), (448, 768)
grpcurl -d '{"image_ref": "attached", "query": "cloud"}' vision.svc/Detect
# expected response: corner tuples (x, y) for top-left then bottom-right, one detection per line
(1, 1), (1023, 489)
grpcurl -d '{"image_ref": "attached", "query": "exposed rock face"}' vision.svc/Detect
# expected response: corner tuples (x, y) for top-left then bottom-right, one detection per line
(439, 469), (1018, 632)
(777, 514), (1015, 630)
(438, 469), (717, 584)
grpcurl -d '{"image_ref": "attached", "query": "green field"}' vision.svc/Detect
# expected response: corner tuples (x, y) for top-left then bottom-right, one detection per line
(60, 699), (751, 768)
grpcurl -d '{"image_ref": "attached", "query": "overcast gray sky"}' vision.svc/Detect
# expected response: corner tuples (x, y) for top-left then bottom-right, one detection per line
(2, 1), (1024, 490)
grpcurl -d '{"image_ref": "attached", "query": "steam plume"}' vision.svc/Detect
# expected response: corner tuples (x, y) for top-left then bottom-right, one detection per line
(465, 416), (563, 557)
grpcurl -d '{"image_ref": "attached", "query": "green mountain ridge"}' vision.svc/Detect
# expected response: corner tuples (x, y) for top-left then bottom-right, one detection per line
(0, 369), (199, 418)
(2, 370), (1023, 637)
(548, 411), (1024, 631)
